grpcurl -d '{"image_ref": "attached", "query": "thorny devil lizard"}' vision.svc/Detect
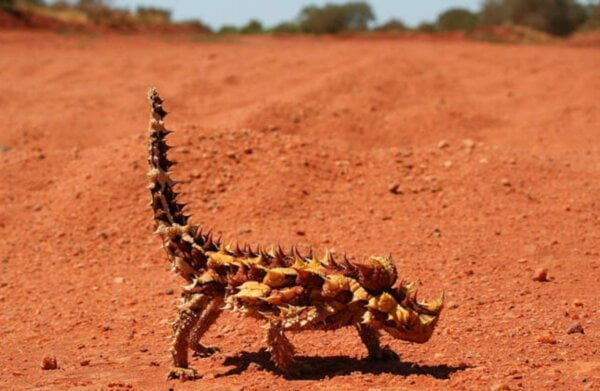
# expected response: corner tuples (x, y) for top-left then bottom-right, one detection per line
(146, 88), (444, 380)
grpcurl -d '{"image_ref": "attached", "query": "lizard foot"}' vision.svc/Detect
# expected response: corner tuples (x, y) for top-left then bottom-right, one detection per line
(167, 367), (199, 380)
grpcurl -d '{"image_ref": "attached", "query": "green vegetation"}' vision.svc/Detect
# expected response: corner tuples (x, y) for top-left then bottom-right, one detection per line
(479, 0), (588, 36)
(1, 0), (16, 11)
(240, 19), (263, 34)
(2, 0), (599, 37)
(1, 0), (211, 32)
(218, 24), (239, 34)
(581, 3), (600, 30)
(298, 2), (374, 34)
(271, 21), (301, 34)
(437, 8), (478, 31)
(136, 6), (171, 25)
(374, 18), (408, 32)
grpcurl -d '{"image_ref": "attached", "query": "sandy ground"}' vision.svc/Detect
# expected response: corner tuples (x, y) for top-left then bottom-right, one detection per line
(0, 31), (599, 390)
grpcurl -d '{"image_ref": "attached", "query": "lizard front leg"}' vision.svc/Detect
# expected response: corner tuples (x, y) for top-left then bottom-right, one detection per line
(190, 295), (224, 357)
(168, 294), (211, 380)
(355, 323), (398, 361)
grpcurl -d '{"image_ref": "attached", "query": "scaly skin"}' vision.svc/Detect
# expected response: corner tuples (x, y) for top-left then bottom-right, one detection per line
(146, 88), (444, 379)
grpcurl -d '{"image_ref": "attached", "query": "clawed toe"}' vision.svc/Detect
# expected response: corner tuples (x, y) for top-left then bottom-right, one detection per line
(167, 367), (199, 380)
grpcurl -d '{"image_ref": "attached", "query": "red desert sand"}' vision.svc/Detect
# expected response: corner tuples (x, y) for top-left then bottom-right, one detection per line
(0, 31), (599, 390)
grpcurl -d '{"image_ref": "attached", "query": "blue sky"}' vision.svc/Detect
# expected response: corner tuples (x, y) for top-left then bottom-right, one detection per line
(111, 1), (482, 29)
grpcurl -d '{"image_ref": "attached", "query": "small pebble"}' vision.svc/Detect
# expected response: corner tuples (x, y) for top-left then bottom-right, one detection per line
(566, 323), (584, 335)
(41, 356), (58, 370)
(437, 140), (450, 149)
(490, 383), (511, 391)
(500, 178), (511, 187)
(573, 299), (584, 307)
(536, 333), (557, 344)
(463, 139), (476, 150)
(388, 183), (402, 195)
(113, 277), (125, 284)
(80, 359), (90, 366)
(532, 268), (549, 282)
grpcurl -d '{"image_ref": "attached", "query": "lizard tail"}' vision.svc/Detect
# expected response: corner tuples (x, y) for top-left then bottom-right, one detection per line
(147, 87), (189, 230)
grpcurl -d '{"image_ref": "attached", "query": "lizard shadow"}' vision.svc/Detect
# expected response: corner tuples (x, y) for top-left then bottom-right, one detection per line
(218, 348), (470, 380)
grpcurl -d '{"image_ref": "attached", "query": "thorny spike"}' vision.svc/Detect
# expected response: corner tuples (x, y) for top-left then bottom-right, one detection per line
(340, 254), (353, 271)
(276, 245), (285, 258)
(205, 230), (214, 248)
(291, 245), (303, 262)
(244, 243), (256, 257)
(306, 247), (313, 260)
(147, 89), (443, 379)
(259, 245), (269, 259)
(234, 242), (243, 257)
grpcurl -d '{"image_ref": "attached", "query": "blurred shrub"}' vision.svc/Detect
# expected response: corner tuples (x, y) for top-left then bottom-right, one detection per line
(0, 0), (16, 11)
(374, 18), (408, 32)
(299, 1), (374, 34)
(271, 21), (301, 34)
(74, 0), (133, 28)
(437, 8), (478, 31)
(480, 0), (587, 36)
(240, 18), (263, 34)
(136, 6), (171, 25)
(180, 18), (212, 33)
(5, 0), (45, 10)
(416, 22), (437, 32)
(218, 24), (239, 34)
(580, 3), (600, 30)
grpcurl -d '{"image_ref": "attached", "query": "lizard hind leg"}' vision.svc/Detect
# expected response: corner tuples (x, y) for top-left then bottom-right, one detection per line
(168, 294), (212, 380)
(189, 295), (224, 357)
(355, 323), (398, 361)
(266, 323), (312, 376)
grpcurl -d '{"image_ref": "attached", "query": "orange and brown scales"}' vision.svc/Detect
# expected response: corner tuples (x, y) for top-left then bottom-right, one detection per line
(146, 87), (443, 378)
(179, 236), (444, 343)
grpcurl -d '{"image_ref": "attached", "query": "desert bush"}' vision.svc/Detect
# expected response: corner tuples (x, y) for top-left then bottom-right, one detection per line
(5, 0), (45, 11)
(180, 18), (212, 33)
(580, 3), (600, 30)
(74, 0), (133, 27)
(374, 18), (408, 32)
(0, 0), (16, 11)
(240, 19), (263, 34)
(437, 8), (478, 31)
(218, 24), (239, 34)
(479, 0), (588, 36)
(271, 21), (301, 34)
(416, 22), (437, 32)
(298, 1), (375, 34)
(136, 6), (171, 25)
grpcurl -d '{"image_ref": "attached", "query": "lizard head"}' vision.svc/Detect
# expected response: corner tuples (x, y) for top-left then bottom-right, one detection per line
(362, 284), (444, 343)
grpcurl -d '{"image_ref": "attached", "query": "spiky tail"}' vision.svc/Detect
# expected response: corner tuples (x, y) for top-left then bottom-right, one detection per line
(147, 87), (189, 230)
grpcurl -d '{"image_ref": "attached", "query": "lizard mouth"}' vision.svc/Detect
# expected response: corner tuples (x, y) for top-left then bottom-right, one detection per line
(382, 313), (441, 344)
